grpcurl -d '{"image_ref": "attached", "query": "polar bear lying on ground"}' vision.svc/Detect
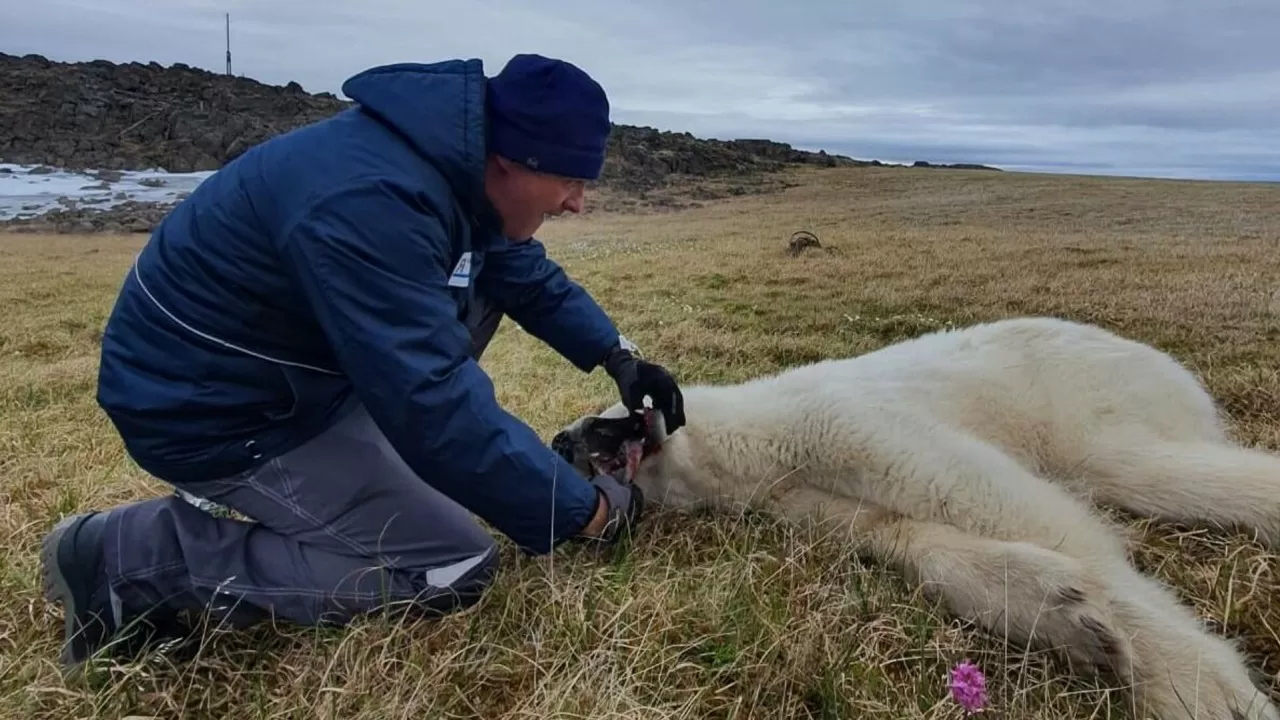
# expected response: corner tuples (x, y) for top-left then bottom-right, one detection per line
(552, 316), (1280, 720)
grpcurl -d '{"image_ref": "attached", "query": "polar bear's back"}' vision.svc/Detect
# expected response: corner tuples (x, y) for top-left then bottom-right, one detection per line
(752, 316), (1227, 473)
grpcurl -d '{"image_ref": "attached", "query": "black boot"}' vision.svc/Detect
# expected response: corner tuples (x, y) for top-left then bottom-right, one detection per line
(40, 511), (187, 670)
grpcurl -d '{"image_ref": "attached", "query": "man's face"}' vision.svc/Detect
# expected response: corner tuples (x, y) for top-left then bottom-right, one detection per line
(484, 155), (587, 241)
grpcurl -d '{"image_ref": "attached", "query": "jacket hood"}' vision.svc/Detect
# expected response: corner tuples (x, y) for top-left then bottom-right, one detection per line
(340, 59), (489, 215)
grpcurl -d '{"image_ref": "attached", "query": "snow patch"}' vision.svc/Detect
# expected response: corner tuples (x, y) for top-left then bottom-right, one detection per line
(0, 162), (214, 221)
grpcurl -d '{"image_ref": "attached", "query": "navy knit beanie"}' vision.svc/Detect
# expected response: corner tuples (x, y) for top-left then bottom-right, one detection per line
(486, 54), (612, 180)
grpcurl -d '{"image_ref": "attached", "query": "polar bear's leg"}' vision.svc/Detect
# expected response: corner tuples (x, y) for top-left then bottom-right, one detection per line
(1075, 434), (1280, 550)
(772, 490), (1133, 679)
(803, 422), (1275, 718)
(1097, 560), (1280, 720)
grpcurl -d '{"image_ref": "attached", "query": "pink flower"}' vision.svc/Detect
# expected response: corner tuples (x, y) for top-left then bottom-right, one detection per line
(948, 659), (988, 713)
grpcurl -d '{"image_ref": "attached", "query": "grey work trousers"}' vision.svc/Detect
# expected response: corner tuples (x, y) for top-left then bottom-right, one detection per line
(101, 297), (506, 628)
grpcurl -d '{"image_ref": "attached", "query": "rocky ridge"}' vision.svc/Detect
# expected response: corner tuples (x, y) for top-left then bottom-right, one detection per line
(0, 51), (999, 233)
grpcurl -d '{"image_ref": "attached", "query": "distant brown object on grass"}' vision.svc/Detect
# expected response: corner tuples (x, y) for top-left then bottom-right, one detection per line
(787, 229), (837, 257)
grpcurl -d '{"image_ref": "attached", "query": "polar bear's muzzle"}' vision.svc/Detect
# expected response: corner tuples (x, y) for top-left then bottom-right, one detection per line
(552, 408), (662, 483)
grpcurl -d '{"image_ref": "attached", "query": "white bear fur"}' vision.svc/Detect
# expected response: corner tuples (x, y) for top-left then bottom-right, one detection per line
(557, 316), (1280, 720)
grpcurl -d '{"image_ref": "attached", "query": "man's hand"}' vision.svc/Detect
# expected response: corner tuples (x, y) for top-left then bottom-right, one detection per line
(575, 474), (644, 544)
(601, 344), (686, 434)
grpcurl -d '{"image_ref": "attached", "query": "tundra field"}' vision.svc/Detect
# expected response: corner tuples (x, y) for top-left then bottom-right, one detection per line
(2, 164), (1279, 719)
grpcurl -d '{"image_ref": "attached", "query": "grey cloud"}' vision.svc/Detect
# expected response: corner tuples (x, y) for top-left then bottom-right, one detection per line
(649, 0), (1280, 96)
(616, 0), (1280, 178)
(1, 0), (1277, 180)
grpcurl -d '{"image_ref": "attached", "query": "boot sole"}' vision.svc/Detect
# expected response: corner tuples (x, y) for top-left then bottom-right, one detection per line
(40, 514), (93, 669)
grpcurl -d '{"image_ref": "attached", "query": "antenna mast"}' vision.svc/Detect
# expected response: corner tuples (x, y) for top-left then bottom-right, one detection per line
(224, 13), (232, 76)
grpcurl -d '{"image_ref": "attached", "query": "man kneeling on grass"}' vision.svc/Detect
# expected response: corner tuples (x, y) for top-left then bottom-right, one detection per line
(39, 53), (686, 669)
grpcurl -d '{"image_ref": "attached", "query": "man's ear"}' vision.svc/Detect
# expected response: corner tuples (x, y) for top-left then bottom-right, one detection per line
(487, 153), (518, 179)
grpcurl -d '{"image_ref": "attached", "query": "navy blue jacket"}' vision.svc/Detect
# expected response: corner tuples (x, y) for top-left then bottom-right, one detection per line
(96, 59), (619, 554)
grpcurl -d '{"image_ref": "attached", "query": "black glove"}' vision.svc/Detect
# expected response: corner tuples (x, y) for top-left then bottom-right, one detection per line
(601, 344), (686, 434)
(577, 473), (644, 545)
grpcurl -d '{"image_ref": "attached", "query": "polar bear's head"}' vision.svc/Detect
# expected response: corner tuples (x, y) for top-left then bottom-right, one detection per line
(551, 401), (701, 509)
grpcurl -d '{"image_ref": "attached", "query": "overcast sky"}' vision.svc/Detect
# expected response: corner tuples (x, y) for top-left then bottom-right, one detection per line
(4, 0), (1279, 181)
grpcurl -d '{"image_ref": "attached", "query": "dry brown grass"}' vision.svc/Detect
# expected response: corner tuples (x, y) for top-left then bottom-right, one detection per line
(2, 164), (1279, 719)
